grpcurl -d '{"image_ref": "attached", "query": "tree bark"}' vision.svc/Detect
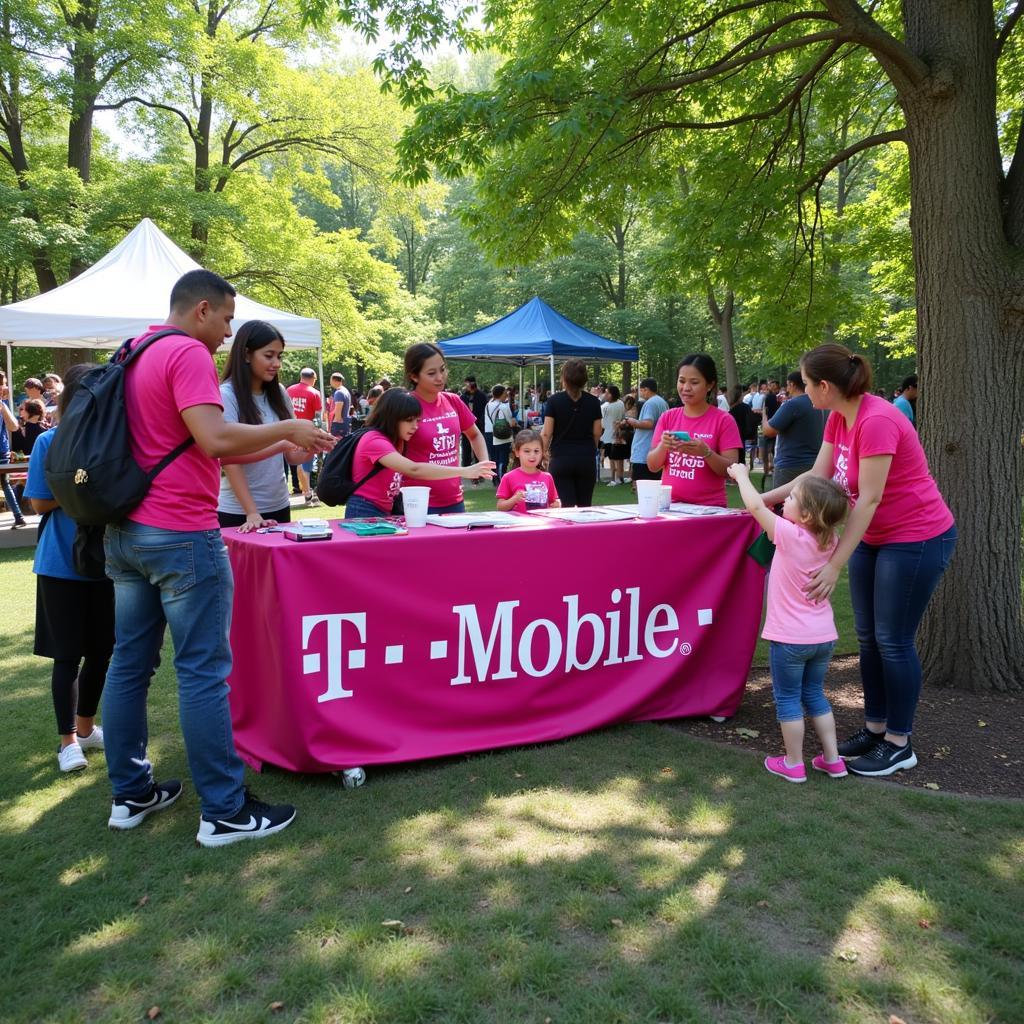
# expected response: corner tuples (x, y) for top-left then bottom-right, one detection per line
(902, 0), (1024, 690)
(707, 287), (738, 393)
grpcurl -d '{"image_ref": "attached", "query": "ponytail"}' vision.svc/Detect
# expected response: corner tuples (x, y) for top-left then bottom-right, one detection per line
(800, 344), (872, 398)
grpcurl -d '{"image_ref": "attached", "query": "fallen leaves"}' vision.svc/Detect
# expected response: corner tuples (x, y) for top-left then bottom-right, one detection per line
(918, 919), (933, 929)
(381, 919), (404, 930)
(146, 1008), (161, 1021)
(137, 894), (149, 908)
(269, 1001), (285, 1013)
(978, 720), (988, 728)
(923, 782), (940, 790)
(836, 950), (858, 963)
(889, 1016), (907, 1024)
(610, 918), (624, 928)
(403, 886), (413, 894)
(734, 727), (760, 740)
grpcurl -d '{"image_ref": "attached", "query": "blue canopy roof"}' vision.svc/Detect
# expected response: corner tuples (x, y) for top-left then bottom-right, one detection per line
(437, 296), (639, 365)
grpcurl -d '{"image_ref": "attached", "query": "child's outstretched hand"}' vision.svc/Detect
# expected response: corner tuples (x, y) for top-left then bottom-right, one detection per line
(727, 463), (749, 481)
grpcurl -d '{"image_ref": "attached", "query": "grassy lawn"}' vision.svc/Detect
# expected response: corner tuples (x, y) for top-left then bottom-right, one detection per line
(1, 545), (1022, 1024)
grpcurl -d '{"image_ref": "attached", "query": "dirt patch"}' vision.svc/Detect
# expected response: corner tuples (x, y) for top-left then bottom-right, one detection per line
(664, 656), (1023, 800)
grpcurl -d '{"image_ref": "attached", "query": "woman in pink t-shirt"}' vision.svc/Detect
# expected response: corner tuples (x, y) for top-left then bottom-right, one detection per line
(648, 354), (741, 506)
(344, 388), (494, 519)
(403, 343), (491, 513)
(761, 344), (957, 778)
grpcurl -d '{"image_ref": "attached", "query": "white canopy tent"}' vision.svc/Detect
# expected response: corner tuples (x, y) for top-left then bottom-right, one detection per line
(0, 218), (324, 406)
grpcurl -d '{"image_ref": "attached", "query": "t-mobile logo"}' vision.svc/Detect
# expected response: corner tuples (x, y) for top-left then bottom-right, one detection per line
(302, 613), (366, 702)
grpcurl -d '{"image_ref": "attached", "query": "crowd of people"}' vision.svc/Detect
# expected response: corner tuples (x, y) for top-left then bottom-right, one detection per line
(15, 270), (954, 844)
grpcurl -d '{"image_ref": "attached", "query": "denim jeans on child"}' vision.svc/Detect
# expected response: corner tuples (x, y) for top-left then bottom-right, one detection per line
(344, 494), (386, 519)
(847, 524), (957, 736)
(102, 522), (246, 820)
(768, 640), (835, 722)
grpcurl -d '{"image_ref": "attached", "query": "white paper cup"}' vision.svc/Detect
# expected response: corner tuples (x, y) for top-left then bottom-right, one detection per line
(636, 480), (662, 519)
(659, 485), (673, 512)
(400, 486), (431, 527)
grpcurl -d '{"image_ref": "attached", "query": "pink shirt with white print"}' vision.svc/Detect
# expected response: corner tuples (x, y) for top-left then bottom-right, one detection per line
(495, 468), (559, 513)
(651, 406), (742, 507)
(823, 394), (953, 545)
(403, 391), (476, 508)
(352, 430), (403, 513)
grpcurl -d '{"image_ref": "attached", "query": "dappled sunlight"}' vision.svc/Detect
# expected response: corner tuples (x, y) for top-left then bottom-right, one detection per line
(682, 794), (735, 836)
(0, 774), (88, 833)
(63, 915), (141, 957)
(59, 853), (109, 887)
(832, 877), (990, 1022)
(984, 836), (1024, 882)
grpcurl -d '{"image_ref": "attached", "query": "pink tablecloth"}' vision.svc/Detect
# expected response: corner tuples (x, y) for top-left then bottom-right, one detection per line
(224, 512), (765, 773)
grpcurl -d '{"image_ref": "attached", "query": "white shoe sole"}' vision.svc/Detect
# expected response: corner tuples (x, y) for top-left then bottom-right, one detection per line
(195, 810), (296, 848)
(108, 787), (182, 829)
(849, 752), (918, 777)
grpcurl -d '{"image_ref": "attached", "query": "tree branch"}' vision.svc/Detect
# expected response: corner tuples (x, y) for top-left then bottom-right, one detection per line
(799, 127), (906, 192)
(997, 0), (1024, 57)
(94, 96), (198, 143)
(821, 0), (929, 89)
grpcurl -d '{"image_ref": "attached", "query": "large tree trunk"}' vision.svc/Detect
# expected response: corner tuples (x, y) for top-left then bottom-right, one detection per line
(903, 0), (1024, 690)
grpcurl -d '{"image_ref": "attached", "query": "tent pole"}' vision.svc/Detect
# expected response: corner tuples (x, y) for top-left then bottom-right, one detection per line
(549, 355), (555, 395)
(4, 344), (12, 414)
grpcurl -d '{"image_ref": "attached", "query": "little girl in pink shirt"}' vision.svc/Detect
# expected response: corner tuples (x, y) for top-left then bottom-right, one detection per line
(496, 429), (561, 513)
(728, 463), (849, 783)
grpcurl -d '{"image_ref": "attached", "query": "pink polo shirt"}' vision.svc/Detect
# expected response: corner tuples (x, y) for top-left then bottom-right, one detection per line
(403, 391), (476, 508)
(824, 394), (953, 545)
(124, 326), (223, 531)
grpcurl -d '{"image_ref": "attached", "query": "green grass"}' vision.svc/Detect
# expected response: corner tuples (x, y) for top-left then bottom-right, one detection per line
(1, 547), (1022, 1023)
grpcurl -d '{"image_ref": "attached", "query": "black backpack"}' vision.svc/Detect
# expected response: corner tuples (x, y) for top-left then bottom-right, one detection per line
(316, 427), (386, 506)
(45, 329), (195, 526)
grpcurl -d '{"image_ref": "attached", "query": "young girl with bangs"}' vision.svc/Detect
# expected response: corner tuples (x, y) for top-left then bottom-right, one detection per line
(495, 428), (561, 513)
(344, 388), (494, 519)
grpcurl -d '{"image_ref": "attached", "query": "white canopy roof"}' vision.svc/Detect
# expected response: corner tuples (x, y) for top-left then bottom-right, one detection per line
(0, 218), (321, 349)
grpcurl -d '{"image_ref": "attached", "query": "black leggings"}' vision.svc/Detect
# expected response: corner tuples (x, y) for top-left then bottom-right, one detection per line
(550, 452), (597, 507)
(52, 656), (107, 735)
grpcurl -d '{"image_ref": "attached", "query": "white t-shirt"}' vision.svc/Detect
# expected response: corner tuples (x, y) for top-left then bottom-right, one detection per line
(484, 400), (515, 446)
(600, 399), (625, 443)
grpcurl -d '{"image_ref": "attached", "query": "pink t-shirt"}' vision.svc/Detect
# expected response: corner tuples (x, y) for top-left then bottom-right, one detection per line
(824, 394), (953, 545)
(403, 391), (476, 508)
(651, 406), (742, 506)
(496, 468), (559, 513)
(287, 383), (321, 421)
(124, 326), (223, 531)
(762, 516), (839, 644)
(352, 430), (403, 513)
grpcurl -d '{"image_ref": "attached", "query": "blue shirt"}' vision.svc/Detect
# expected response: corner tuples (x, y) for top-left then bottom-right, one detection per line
(24, 428), (87, 581)
(893, 394), (915, 424)
(768, 393), (827, 469)
(630, 394), (668, 463)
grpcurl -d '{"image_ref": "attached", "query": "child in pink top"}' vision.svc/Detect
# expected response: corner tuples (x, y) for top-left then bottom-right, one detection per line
(496, 429), (561, 513)
(344, 389), (494, 518)
(728, 462), (849, 784)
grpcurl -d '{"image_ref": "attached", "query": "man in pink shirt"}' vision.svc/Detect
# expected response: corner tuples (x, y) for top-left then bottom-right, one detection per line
(102, 270), (334, 847)
(287, 368), (323, 505)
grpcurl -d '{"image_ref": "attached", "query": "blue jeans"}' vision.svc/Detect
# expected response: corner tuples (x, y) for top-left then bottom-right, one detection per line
(769, 641), (835, 722)
(428, 501), (465, 514)
(493, 443), (510, 482)
(345, 494), (388, 518)
(102, 522), (245, 819)
(848, 524), (957, 736)
(2, 471), (23, 521)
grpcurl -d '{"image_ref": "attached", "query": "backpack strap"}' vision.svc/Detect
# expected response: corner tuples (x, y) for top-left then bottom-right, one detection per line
(351, 428), (387, 489)
(115, 327), (197, 478)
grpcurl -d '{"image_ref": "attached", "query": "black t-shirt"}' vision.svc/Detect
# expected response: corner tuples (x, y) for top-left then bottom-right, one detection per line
(11, 420), (45, 455)
(545, 390), (602, 453)
(460, 388), (488, 429)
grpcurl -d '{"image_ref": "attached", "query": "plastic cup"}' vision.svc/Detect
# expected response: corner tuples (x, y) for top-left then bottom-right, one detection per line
(659, 485), (673, 512)
(636, 480), (662, 519)
(400, 486), (431, 527)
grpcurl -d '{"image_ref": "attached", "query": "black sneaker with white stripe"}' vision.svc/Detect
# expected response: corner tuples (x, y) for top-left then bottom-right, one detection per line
(196, 789), (296, 848)
(847, 739), (918, 777)
(837, 726), (885, 759)
(108, 780), (183, 829)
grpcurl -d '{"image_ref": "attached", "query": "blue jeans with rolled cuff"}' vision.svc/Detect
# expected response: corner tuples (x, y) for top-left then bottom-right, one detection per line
(102, 522), (245, 820)
(847, 524), (957, 736)
(768, 641), (835, 722)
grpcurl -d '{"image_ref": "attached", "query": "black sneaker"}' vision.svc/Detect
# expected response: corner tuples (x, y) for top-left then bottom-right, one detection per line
(847, 740), (918, 777)
(837, 727), (886, 759)
(195, 789), (296, 848)
(108, 780), (183, 829)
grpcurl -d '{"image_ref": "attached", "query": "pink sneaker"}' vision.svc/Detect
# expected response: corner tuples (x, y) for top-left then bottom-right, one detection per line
(764, 755), (806, 783)
(811, 754), (848, 778)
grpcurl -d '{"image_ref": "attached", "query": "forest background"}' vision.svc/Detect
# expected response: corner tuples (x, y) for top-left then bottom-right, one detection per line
(0, 0), (917, 397)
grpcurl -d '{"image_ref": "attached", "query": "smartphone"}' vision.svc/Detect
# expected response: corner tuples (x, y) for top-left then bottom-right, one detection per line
(669, 431), (691, 441)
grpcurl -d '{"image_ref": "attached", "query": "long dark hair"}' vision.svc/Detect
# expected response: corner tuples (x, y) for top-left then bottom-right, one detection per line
(800, 343), (872, 398)
(677, 353), (719, 403)
(365, 387), (422, 446)
(221, 320), (292, 425)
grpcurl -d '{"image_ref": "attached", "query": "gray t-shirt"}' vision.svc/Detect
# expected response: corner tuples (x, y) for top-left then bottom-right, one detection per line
(630, 394), (668, 463)
(768, 393), (826, 468)
(218, 382), (293, 515)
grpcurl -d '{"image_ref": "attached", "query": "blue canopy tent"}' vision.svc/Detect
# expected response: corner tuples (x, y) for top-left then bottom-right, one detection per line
(437, 296), (639, 395)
